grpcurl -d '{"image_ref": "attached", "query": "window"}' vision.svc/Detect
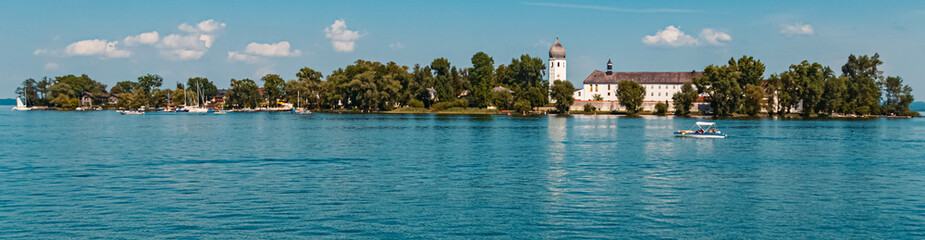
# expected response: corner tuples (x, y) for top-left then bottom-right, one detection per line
(607, 92), (610, 96)
(557, 62), (560, 67)
(651, 92), (654, 96)
(608, 85), (611, 90)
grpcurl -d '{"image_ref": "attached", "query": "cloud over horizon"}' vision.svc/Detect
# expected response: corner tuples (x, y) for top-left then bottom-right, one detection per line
(642, 25), (731, 47)
(325, 19), (361, 52)
(158, 19), (226, 60)
(781, 22), (814, 35)
(65, 39), (131, 58)
(228, 41), (301, 63)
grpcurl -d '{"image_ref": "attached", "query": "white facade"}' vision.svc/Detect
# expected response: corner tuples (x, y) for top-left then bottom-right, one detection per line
(549, 59), (566, 82)
(573, 83), (690, 102)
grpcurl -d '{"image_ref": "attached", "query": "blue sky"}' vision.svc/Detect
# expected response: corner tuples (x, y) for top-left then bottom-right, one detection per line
(2, 0), (924, 98)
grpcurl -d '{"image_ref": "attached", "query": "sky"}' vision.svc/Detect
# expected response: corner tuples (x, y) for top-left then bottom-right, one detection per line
(2, 0), (924, 98)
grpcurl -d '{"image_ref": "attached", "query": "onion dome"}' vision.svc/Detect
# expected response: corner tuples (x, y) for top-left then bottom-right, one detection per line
(549, 37), (565, 60)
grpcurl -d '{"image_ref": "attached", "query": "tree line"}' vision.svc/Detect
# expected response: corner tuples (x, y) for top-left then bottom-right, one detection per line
(16, 52), (577, 112)
(670, 54), (916, 117)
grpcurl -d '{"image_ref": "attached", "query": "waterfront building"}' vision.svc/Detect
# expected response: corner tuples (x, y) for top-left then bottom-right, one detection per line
(569, 60), (708, 112)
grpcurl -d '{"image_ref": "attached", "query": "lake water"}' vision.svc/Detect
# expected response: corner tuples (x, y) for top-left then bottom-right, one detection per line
(2, 108), (924, 239)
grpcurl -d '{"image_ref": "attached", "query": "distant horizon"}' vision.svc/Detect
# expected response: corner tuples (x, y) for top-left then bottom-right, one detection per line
(3, 0), (923, 99)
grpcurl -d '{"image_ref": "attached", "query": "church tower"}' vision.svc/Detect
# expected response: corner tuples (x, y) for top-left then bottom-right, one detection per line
(548, 37), (566, 82)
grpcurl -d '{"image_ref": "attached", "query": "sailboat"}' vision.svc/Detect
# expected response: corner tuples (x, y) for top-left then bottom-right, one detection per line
(188, 82), (211, 113)
(292, 91), (311, 114)
(11, 97), (31, 111)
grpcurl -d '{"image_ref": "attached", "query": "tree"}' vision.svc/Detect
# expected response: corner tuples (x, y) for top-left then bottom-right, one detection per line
(111, 81), (137, 95)
(729, 56), (765, 88)
(672, 83), (697, 115)
(654, 101), (669, 115)
(842, 54), (883, 115)
(506, 54), (548, 110)
(290, 67), (325, 109)
(137, 74), (163, 107)
(410, 64), (435, 108)
(742, 84), (764, 116)
(187, 77), (217, 102)
(694, 65), (741, 116)
(228, 78), (260, 109)
(617, 80), (645, 114)
(781, 61), (829, 116)
(550, 80), (575, 113)
(261, 74), (285, 107)
(818, 76), (847, 115)
(431, 58), (456, 102)
(15, 78), (39, 106)
(468, 52), (495, 108)
(491, 89), (514, 110)
(882, 76), (915, 116)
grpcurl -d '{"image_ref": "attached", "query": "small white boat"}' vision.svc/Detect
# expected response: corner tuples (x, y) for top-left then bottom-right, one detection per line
(11, 97), (31, 111)
(188, 106), (211, 113)
(675, 122), (726, 138)
(121, 110), (144, 115)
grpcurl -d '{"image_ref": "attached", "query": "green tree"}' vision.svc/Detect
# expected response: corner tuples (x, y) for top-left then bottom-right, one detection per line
(672, 83), (697, 115)
(136, 74), (163, 107)
(617, 80), (645, 114)
(818, 76), (848, 115)
(729, 56), (766, 88)
(490, 89), (514, 110)
(882, 76), (915, 115)
(261, 74), (285, 107)
(550, 80), (575, 113)
(654, 101), (669, 115)
(694, 65), (741, 116)
(410, 64), (435, 108)
(187, 77), (218, 102)
(742, 84), (764, 116)
(14, 78), (39, 106)
(841, 54), (883, 115)
(468, 52), (495, 108)
(781, 61), (830, 116)
(228, 78), (260, 109)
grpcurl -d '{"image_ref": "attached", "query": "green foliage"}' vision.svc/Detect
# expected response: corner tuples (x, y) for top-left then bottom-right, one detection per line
(14, 78), (39, 106)
(468, 52), (495, 108)
(550, 80), (575, 113)
(187, 77), (218, 101)
(261, 74), (285, 106)
(408, 99), (425, 108)
(695, 64), (742, 116)
(842, 54), (883, 115)
(818, 76), (848, 115)
(882, 76), (915, 116)
(654, 101), (669, 115)
(742, 84), (764, 116)
(672, 83), (697, 115)
(490, 89), (514, 110)
(729, 56), (766, 87)
(513, 99), (532, 113)
(431, 99), (468, 111)
(228, 78), (260, 109)
(50, 93), (78, 109)
(781, 61), (830, 116)
(583, 103), (596, 112)
(592, 94), (603, 101)
(326, 60), (408, 111)
(136, 74), (163, 106)
(617, 80), (645, 114)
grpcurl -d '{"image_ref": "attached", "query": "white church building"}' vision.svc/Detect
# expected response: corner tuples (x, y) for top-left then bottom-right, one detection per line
(546, 38), (708, 112)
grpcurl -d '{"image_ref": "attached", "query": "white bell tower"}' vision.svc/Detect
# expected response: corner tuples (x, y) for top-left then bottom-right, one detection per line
(548, 37), (567, 83)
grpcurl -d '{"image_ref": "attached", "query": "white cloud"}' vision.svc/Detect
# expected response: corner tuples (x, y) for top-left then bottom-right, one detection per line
(325, 19), (361, 52)
(642, 25), (700, 47)
(523, 2), (696, 13)
(44, 62), (59, 70)
(699, 28), (731, 46)
(65, 39), (131, 58)
(227, 51), (262, 63)
(179, 19), (226, 33)
(228, 41), (300, 64)
(389, 42), (404, 49)
(245, 41), (301, 57)
(33, 49), (50, 56)
(157, 19), (226, 61)
(781, 22), (814, 35)
(123, 31), (159, 46)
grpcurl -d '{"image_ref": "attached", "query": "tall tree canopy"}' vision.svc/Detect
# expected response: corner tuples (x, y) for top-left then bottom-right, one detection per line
(617, 80), (645, 114)
(468, 52), (495, 108)
(841, 53), (883, 115)
(261, 74), (286, 106)
(694, 65), (741, 116)
(550, 80), (575, 113)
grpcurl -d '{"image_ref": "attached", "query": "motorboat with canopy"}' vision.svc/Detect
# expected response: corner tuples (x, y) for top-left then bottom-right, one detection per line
(675, 121), (726, 138)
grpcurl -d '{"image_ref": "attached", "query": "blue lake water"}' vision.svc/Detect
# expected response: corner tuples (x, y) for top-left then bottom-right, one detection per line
(2, 108), (924, 239)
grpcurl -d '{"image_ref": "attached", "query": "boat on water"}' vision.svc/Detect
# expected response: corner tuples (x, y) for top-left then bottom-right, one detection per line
(188, 106), (211, 113)
(675, 122), (726, 138)
(291, 91), (311, 114)
(120, 110), (144, 115)
(11, 97), (31, 111)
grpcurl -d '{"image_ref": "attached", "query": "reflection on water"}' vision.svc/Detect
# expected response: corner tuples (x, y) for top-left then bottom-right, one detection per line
(1, 111), (924, 238)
